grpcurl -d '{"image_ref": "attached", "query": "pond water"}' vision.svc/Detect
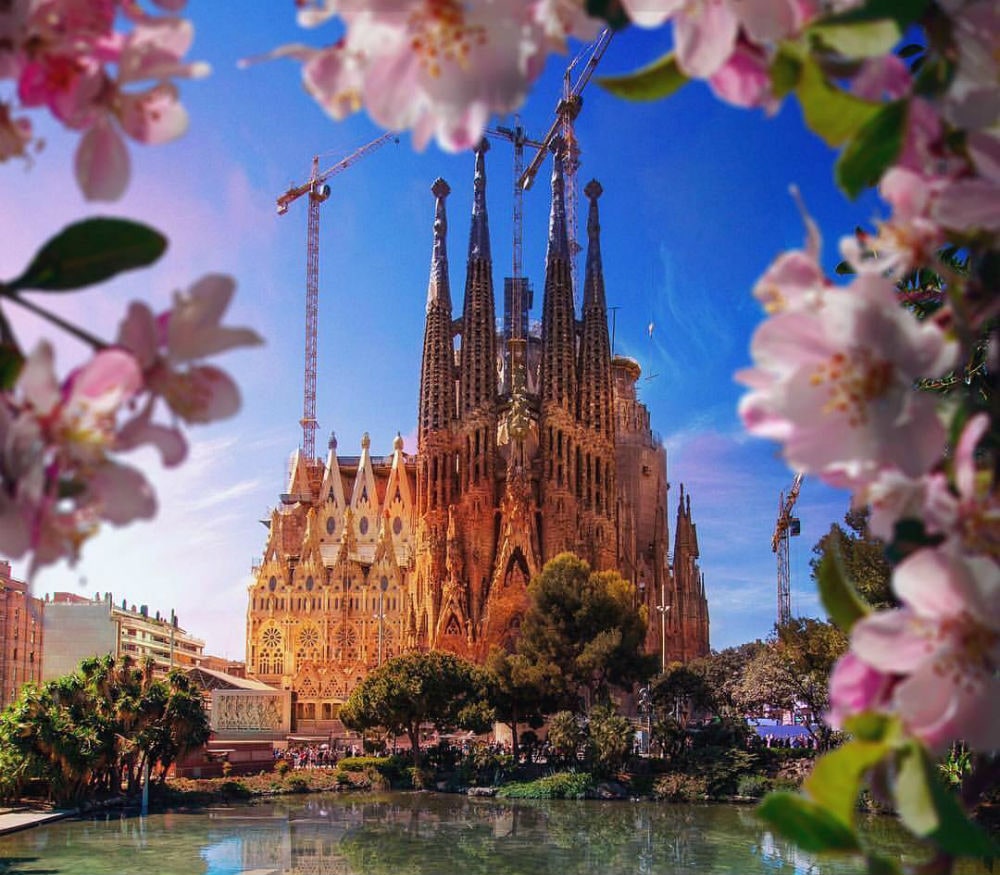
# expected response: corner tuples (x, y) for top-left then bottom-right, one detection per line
(0, 792), (992, 875)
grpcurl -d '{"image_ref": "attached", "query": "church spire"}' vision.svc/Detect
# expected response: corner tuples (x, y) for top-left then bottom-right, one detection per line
(468, 139), (491, 262)
(427, 177), (451, 310)
(539, 136), (577, 412)
(547, 139), (570, 261)
(582, 179), (606, 312)
(417, 178), (456, 515)
(577, 178), (614, 439)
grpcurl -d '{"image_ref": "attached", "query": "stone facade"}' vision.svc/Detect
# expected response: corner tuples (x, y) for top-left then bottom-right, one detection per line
(246, 143), (710, 728)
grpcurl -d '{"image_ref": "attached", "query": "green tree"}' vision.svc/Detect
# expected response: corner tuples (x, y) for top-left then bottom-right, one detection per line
(731, 619), (847, 748)
(545, 710), (584, 766)
(484, 647), (554, 761)
(0, 655), (210, 806)
(338, 650), (494, 766)
(810, 506), (895, 610)
(652, 661), (713, 727)
(516, 553), (656, 709)
(687, 642), (767, 718)
(585, 704), (634, 778)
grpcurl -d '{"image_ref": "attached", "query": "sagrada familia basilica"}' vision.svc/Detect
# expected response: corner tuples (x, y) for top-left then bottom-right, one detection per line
(246, 141), (710, 729)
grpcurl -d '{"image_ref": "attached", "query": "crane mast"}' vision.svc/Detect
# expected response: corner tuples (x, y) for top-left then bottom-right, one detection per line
(520, 27), (614, 299)
(276, 132), (397, 460)
(771, 473), (803, 626)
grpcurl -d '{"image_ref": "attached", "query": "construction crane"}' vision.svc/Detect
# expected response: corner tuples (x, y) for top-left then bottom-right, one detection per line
(276, 131), (398, 460)
(771, 473), (804, 626)
(486, 118), (546, 392)
(519, 26), (614, 297)
(487, 117), (546, 302)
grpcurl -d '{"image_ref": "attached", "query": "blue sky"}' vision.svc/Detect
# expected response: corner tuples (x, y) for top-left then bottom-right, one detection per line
(2, 5), (886, 660)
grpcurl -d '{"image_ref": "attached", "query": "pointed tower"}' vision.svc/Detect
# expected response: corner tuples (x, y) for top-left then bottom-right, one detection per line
(415, 178), (457, 650)
(318, 432), (347, 566)
(417, 178), (457, 516)
(538, 139), (580, 558)
(453, 140), (499, 634)
(575, 180), (617, 570)
(349, 433), (380, 564)
(667, 485), (711, 662)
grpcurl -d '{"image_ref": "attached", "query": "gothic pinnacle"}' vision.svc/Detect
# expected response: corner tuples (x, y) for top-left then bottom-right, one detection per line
(469, 138), (491, 262)
(583, 179), (605, 312)
(547, 136), (569, 261)
(428, 177), (451, 310)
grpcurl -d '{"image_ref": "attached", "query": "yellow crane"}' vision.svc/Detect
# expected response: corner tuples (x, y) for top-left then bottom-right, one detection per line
(276, 132), (398, 460)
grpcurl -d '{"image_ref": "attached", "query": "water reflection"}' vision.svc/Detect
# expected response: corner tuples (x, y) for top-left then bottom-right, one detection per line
(0, 794), (993, 875)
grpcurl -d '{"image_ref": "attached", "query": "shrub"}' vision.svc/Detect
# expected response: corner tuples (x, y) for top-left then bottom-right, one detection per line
(221, 761), (233, 779)
(285, 775), (310, 794)
(546, 711), (585, 766)
(736, 774), (771, 798)
(218, 780), (251, 800)
(652, 773), (708, 802)
(585, 705), (633, 778)
(497, 771), (594, 799)
(275, 759), (291, 777)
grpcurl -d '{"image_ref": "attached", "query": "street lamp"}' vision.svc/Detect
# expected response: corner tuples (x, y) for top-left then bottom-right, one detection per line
(656, 595), (671, 673)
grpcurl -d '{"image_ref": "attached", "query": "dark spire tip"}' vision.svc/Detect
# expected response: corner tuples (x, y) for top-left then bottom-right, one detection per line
(584, 179), (603, 200)
(432, 177), (451, 198)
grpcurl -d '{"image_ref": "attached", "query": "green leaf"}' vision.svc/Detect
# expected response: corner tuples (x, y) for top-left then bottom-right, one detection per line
(895, 744), (1000, 858)
(817, 537), (871, 632)
(770, 46), (803, 99)
(8, 218), (167, 293)
(835, 100), (907, 199)
(810, 19), (906, 59)
(0, 345), (23, 391)
(895, 744), (939, 836)
(813, 0), (928, 30)
(758, 792), (861, 853)
(844, 712), (900, 744)
(805, 740), (890, 828)
(796, 57), (881, 147)
(597, 52), (689, 102)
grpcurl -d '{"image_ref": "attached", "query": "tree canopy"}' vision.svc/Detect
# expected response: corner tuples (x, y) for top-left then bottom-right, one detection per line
(516, 553), (656, 709)
(338, 650), (494, 765)
(0, 655), (210, 805)
(810, 506), (895, 610)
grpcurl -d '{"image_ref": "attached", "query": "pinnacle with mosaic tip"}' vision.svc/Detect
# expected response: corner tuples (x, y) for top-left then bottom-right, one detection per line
(468, 140), (491, 261)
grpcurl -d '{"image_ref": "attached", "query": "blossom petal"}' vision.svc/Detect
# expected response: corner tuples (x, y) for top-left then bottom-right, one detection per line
(118, 83), (188, 145)
(850, 608), (938, 674)
(75, 117), (130, 201)
(90, 462), (157, 525)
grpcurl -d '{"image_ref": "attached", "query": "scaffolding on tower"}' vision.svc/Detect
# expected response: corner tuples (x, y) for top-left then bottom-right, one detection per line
(276, 132), (398, 460)
(771, 473), (803, 626)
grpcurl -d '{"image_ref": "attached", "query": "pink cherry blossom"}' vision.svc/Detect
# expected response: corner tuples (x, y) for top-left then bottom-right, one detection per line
(737, 273), (957, 491)
(708, 41), (777, 111)
(839, 167), (946, 278)
(3, 0), (207, 199)
(846, 544), (1000, 753)
(115, 274), (262, 460)
(826, 651), (893, 731)
(272, 0), (598, 151)
(0, 341), (155, 573)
